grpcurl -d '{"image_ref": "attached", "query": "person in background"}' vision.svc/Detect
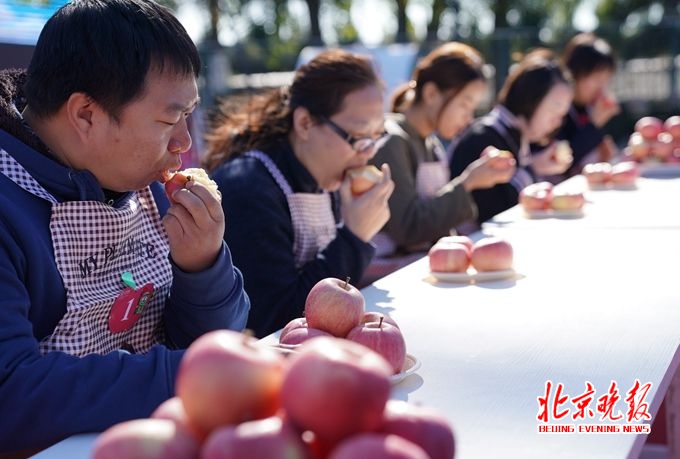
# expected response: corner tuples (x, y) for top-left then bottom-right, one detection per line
(448, 49), (574, 224)
(368, 42), (516, 260)
(0, 0), (249, 454)
(203, 49), (394, 338)
(557, 32), (620, 178)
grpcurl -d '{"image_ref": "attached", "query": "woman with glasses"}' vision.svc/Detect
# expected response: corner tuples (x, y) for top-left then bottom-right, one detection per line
(365, 42), (515, 270)
(203, 49), (394, 338)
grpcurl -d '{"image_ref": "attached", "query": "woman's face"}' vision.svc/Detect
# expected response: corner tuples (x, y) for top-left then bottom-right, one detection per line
(298, 83), (385, 191)
(524, 82), (573, 143)
(574, 69), (613, 106)
(437, 79), (488, 140)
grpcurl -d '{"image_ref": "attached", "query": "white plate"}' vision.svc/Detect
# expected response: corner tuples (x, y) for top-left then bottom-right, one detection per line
(430, 268), (516, 283)
(390, 354), (421, 385)
(523, 208), (584, 219)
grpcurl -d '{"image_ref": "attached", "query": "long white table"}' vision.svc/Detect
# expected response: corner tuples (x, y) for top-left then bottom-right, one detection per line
(31, 168), (680, 458)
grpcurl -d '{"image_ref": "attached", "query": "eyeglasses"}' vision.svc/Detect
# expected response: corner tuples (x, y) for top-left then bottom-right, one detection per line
(321, 117), (389, 153)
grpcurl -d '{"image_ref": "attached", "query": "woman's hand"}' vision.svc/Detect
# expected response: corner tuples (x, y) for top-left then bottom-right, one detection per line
(461, 147), (516, 191)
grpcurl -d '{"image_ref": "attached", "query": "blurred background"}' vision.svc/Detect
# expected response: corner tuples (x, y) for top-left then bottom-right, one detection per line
(2, 0), (680, 152)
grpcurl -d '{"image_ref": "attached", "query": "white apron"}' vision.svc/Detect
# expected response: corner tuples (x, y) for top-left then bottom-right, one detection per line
(0, 149), (171, 356)
(245, 151), (336, 267)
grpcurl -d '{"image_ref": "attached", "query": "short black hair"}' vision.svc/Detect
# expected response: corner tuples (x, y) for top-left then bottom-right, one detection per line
(24, 0), (201, 121)
(562, 33), (615, 80)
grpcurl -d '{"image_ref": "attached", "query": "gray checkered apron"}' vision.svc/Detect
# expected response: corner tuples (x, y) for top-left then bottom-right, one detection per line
(0, 148), (170, 356)
(245, 151), (336, 267)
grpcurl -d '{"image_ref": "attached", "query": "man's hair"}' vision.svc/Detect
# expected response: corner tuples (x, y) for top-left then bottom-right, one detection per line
(24, 0), (201, 121)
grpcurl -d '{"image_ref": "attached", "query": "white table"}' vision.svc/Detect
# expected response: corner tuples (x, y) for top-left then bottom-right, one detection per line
(32, 169), (680, 458)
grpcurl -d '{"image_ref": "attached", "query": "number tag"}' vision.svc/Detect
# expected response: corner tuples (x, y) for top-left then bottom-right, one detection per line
(108, 283), (155, 333)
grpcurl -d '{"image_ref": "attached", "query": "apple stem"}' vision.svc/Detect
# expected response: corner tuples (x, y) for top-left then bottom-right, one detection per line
(379, 317), (384, 328)
(343, 276), (351, 290)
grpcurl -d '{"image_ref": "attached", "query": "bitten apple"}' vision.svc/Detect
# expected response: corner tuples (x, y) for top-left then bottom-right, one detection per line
(175, 330), (286, 435)
(550, 189), (585, 211)
(428, 242), (470, 273)
(347, 165), (383, 196)
(346, 317), (407, 374)
(304, 277), (365, 338)
(201, 416), (309, 459)
(470, 237), (513, 272)
(379, 400), (456, 459)
(328, 433), (430, 459)
(280, 336), (392, 444)
(519, 182), (553, 212)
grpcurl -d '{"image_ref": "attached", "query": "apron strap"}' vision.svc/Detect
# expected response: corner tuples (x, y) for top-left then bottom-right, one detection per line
(244, 151), (294, 196)
(0, 148), (58, 203)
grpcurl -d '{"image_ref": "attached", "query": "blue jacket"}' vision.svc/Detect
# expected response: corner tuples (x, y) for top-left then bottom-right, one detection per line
(210, 140), (375, 338)
(0, 70), (249, 453)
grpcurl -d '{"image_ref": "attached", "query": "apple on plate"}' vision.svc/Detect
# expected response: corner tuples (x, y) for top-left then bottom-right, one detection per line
(519, 182), (553, 212)
(279, 325), (333, 346)
(581, 162), (612, 186)
(280, 317), (308, 342)
(434, 235), (473, 252)
(470, 237), (513, 272)
(91, 418), (200, 459)
(346, 316), (407, 374)
(175, 330), (286, 435)
(201, 416), (309, 459)
(550, 189), (585, 211)
(635, 116), (664, 141)
(328, 433), (430, 459)
(280, 336), (393, 444)
(610, 161), (639, 186)
(304, 277), (365, 338)
(428, 242), (470, 273)
(664, 115), (680, 140)
(653, 131), (675, 161)
(347, 165), (384, 196)
(626, 132), (652, 162)
(151, 396), (204, 443)
(362, 311), (400, 329)
(379, 400), (455, 459)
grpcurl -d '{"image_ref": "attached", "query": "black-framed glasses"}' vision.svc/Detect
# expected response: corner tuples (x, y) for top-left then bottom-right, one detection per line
(321, 116), (389, 153)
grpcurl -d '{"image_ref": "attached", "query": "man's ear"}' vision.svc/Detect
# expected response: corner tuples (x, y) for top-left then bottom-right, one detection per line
(65, 92), (97, 142)
(292, 106), (314, 141)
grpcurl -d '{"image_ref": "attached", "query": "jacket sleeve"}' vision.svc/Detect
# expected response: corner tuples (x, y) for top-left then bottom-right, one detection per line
(0, 223), (184, 453)
(150, 182), (250, 348)
(370, 135), (476, 249)
(211, 160), (374, 338)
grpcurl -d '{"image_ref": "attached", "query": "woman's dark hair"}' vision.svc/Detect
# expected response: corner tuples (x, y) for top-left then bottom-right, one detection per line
(391, 41), (487, 113)
(562, 33), (616, 80)
(498, 48), (572, 121)
(23, 0), (201, 122)
(203, 49), (381, 172)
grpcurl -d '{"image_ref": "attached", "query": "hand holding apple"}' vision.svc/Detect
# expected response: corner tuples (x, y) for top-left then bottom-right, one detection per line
(347, 165), (384, 196)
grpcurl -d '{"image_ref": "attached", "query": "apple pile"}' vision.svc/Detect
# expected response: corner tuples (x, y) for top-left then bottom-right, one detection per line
(625, 116), (680, 163)
(279, 277), (407, 375)
(91, 330), (455, 459)
(518, 182), (585, 213)
(428, 235), (513, 273)
(581, 160), (640, 188)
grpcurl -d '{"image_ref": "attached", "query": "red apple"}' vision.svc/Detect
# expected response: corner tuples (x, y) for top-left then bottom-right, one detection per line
(201, 416), (309, 459)
(653, 131), (674, 161)
(434, 235), (474, 252)
(164, 172), (190, 204)
(362, 311), (400, 329)
(346, 317), (407, 374)
(328, 433), (429, 459)
(470, 237), (513, 272)
(91, 418), (200, 459)
(581, 162), (612, 186)
(348, 165), (383, 196)
(279, 326), (333, 346)
(626, 132), (651, 161)
(151, 396), (205, 442)
(635, 116), (664, 141)
(304, 277), (365, 338)
(550, 189), (585, 211)
(175, 330), (286, 436)
(610, 161), (639, 186)
(379, 400), (455, 459)
(280, 336), (392, 444)
(664, 115), (680, 139)
(519, 182), (553, 211)
(428, 242), (470, 273)
(280, 317), (308, 342)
